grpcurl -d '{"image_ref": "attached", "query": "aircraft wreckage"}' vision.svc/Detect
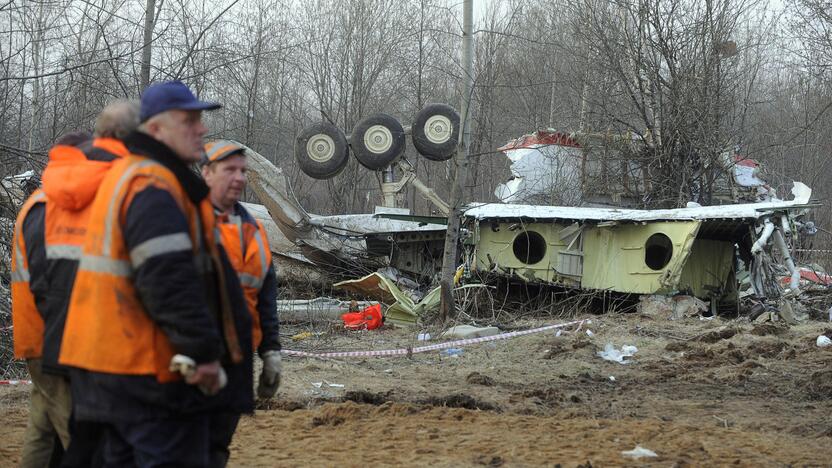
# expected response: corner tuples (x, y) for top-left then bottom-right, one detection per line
(234, 108), (822, 315)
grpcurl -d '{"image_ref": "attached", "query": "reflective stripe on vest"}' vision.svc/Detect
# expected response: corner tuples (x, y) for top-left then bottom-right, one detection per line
(102, 160), (157, 257)
(129, 232), (193, 269)
(46, 244), (83, 260)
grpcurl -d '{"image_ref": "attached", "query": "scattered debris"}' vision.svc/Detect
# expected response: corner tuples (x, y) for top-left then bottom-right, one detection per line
(597, 344), (638, 364)
(621, 445), (658, 459)
(291, 331), (314, 341)
(440, 325), (501, 339)
(417, 332), (432, 341)
(817, 336), (832, 348)
(639, 295), (709, 320)
(334, 272), (429, 326)
(312, 381), (345, 389)
(441, 348), (464, 357)
(777, 298), (810, 325)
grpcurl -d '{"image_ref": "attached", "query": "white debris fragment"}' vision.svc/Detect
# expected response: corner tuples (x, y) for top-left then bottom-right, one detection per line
(597, 343), (638, 364)
(817, 336), (832, 348)
(609, 376), (616, 381)
(440, 325), (501, 339)
(586, 330), (594, 337)
(312, 381), (345, 389)
(417, 332), (432, 341)
(621, 445), (658, 459)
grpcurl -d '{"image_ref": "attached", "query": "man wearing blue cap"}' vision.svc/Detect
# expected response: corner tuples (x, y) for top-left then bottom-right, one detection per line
(60, 81), (254, 467)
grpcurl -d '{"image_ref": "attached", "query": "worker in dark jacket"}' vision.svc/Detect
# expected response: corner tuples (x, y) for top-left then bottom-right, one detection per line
(59, 81), (253, 467)
(12, 102), (138, 467)
(201, 139), (282, 466)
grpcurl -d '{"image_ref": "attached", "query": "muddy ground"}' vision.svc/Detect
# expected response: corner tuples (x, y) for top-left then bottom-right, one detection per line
(1, 313), (831, 467)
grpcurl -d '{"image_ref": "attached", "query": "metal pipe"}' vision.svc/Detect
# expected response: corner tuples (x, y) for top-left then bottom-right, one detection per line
(773, 228), (800, 292)
(779, 214), (791, 237)
(382, 166), (396, 207)
(751, 218), (775, 254)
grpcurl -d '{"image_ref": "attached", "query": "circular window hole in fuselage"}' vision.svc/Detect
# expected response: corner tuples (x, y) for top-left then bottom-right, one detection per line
(512, 230), (547, 265)
(645, 233), (673, 270)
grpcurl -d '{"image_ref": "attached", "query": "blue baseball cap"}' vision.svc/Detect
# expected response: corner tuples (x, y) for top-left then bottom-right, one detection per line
(140, 80), (221, 122)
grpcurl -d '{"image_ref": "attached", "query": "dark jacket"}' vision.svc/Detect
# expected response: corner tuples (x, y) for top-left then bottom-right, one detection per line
(70, 132), (253, 422)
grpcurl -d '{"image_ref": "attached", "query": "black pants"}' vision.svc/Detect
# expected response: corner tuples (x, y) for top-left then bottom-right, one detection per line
(61, 418), (104, 468)
(101, 414), (211, 468)
(209, 412), (241, 468)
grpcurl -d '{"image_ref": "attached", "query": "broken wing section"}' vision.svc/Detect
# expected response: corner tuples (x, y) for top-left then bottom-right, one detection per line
(243, 145), (369, 266)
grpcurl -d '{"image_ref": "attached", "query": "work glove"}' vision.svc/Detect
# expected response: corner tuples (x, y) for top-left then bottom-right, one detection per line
(169, 355), (227, 396)
(257, 350), (282, 399)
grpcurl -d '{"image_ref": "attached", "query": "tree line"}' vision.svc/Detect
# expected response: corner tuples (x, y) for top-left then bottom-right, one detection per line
(0, 0), (829, 232)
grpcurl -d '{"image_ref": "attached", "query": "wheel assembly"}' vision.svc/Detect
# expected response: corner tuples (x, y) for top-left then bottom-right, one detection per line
(295, 122), (349, 179)
(411, 103), (460, 161)
(350, 113), (406, 170)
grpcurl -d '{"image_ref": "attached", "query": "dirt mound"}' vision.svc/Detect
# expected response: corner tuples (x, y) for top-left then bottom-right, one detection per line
(665, 341), (689, 352)
(342, 390), (389, 405)
(422, 394), (496, 411)
(309, 401), (366, 427)
(745, 340), (791, 359)
(750, 323), (788, 336)
(698, 327), (739, 343)
(466, 372), (495, 386)
(806, 370), (832, 400)
(683, 344), (746, 365)
(255, 399), (306, 411)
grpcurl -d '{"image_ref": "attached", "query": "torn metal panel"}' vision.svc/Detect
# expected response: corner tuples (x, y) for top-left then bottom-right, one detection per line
(334, 273), (423, 326)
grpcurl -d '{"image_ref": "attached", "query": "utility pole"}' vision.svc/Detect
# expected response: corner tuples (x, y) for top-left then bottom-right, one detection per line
(438, 0), (474, 321)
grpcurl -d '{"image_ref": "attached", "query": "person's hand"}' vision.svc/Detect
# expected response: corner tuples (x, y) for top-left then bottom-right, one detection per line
(186, 360), (225, 396)
(257, 350), (282, 399)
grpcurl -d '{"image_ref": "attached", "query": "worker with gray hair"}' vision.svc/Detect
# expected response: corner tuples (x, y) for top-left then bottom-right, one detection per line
(12, 99), (136, 467)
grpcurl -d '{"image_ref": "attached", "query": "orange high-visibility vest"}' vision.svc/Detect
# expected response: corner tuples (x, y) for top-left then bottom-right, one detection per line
(41, 139), (128, 265)
(11, 190), (47, 359)
(59, 155), (229, 382)
(216, 208), (272, 349)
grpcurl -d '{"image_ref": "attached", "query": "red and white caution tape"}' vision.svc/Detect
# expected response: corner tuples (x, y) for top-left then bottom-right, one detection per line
(281, 318), (588, 359)
(0, 379), (31, 385)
